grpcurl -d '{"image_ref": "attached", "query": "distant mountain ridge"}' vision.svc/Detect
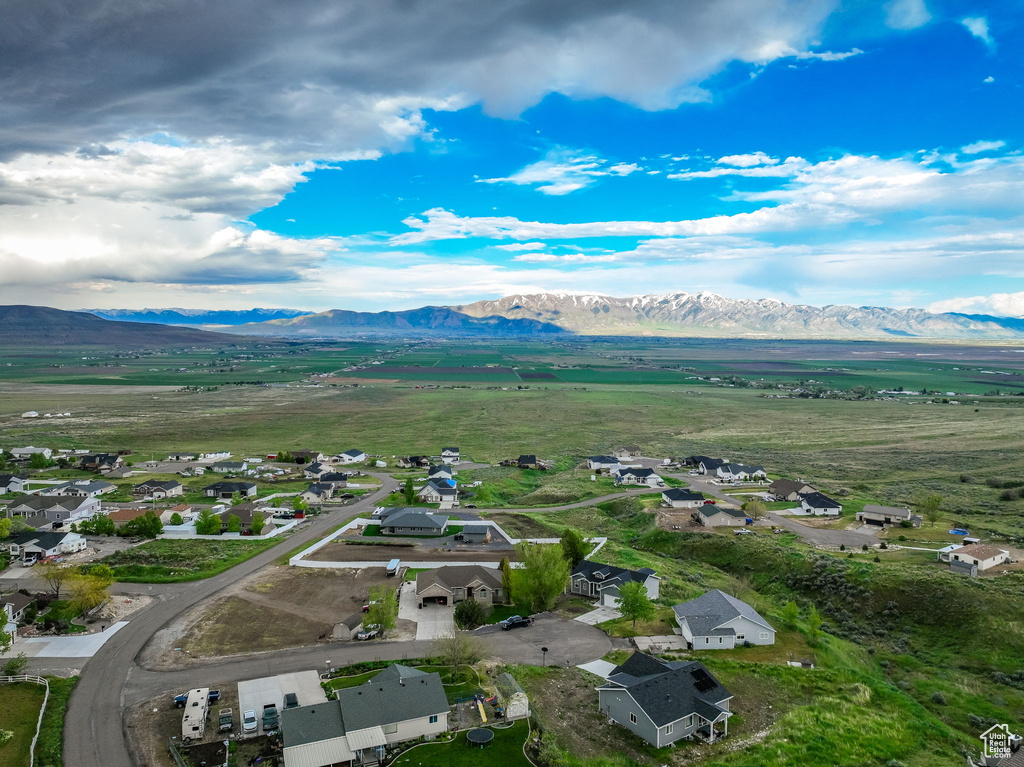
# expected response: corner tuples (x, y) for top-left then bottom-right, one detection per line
(451, 292), (1024, 339)
(87, 307), (309, 326)
(0, 305), (243, 347)
(232, 306), (567, 337)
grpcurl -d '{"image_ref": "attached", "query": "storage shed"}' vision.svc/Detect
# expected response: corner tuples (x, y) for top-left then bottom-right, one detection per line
(495, 672), (530, 721)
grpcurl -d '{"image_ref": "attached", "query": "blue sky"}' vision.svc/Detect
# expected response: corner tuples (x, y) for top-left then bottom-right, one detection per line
(1, 0), (1022, 316)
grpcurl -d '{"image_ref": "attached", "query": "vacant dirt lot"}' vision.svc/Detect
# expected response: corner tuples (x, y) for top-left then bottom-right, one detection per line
(306, 541), (517, 563)
(484, 513), (552, 538)
(656, 509), (717, 533)
(143, 565), (408, 667)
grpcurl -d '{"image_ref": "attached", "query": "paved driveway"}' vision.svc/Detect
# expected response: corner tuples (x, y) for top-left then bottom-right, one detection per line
(7, 621), (128, 658)
(577, 659), (617, 679)
(414, 602), (455, 640)
(574, 605), (620, 625)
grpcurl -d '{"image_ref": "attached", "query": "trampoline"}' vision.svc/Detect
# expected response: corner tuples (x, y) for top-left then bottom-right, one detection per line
(466, 728), (494, 749)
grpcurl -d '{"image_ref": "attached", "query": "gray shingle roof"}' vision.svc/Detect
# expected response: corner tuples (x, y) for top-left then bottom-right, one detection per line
(281, 702), (346, 747)
(571, 559), (656, 590)
(602, 653), (731, 727)
(800, 491), (840, 509)
(662, 488), (704, 501)
(700, 506), (747, 519)
(10, 531), (75, 550)
(337, 671), (447, 730)
(382, 510), (448, 530)
(462, 524), (490, 536)
(672, 590), (773, 636)
(416, 565), (502, 594)
(861, 504), (912, 519)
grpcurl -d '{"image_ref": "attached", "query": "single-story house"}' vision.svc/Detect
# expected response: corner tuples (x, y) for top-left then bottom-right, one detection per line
(441, 447), (460, 464)
(460, 524), (492, 544)
(662, 488), (705, 508)
(416, 565), (504, 606)
(104, 508), (155, 528)
(303, 461), (329, 478)
(569, 559), (660, 607)
(686, 456), (727, 475)
(8, 531), (87, 561)
(379, 509), (449, 536)
(941, 543), (1011, 573)
(0, 474), (27, 494)
(673, 589), (776, 649)
(203, 481), (258, 499)
(11, 446), (53, 460)
(132, 480), (185, 499)
(427, 464), (453, 481)
(587, 455), (621, 471)
(317, 472), (349, 488)
(336, 449), (367, 465)
(199, 451), (231, 461)
(290, 450), (324, 464)
(597, 653), (733, 747)
(20, 514), (56, 531)
(799, 492), (842, 516)
(105, 466), (133, 479)
(614, 467), (663, 487)
(45, 480), (116, 498)
(856, 504), (918, 527)
(281, 665), (448, 767)
(697, 506), (748, 527)
(4, 592), (35, 623)
(769, 478), (815, 501)
(211, 461), (247, 473)
(716, 463), (767, 481)
(79, 453), (124, 473)
(300, 483), (334, 505)
(416, 479), (458, 506)
(612, 446), (642, 459)
(398, 456), (430, 468)
(4, 495), (99, 524)
(167, 452), (196, 461)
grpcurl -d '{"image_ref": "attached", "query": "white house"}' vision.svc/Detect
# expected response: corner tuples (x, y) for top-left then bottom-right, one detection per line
(426, 464), (453, 481)
(441, 447), (460, 464)
(416, 479), (458, 508)
(613, 467), (663, 487)
(45, 480), (116, 498)
(673, 590), (776, 649)
(336, 449), (367, 464)
(11, 446), (52, 460)
(662, 488), (705, 508)
(587, 456), (621, 471)
(799, 492), (842, 516)
(697, 506), (747, 527)
(716, 463), (767, 481)
(8, 531), (87, 562)
(940, 543), (1011, 573)
(0, 474), (28, 494)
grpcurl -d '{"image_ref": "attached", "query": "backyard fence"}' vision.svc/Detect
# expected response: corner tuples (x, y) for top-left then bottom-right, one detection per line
(0, 674), (50, 767)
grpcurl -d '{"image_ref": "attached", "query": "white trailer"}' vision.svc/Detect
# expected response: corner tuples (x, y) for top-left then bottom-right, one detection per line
(181, 688), (210, 743)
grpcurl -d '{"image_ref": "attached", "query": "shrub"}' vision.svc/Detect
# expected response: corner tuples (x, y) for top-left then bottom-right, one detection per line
(454, 598), (489, 629)
(931, 692), (947, 705)
(1000, 489), (1021, 502)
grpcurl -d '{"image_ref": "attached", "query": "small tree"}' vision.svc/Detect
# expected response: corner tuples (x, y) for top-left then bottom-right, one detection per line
(404, 478), (416, 504)
(29, 452), (51, 470)
(292, 496), (308, 512)
(68, 567), (113, 615)
(432, 629), (486, 669)
(195, 506), (222, 535)
(743, 500), (767, 519)
(9, 517), (32, 535)
(807, 605), (824, 646)
(0, 517), (11, 539)
(516, 543), (569, 612)
(1, 653), (28, 676)
(250, 513), (266, 535)
(560, 528), (588, 568)
(365, 584), (398, 637)
(169, 512), (184, 526)
(916, 493), (943, 527)
(617, 580), (656, 628)
(499, 557), (513, 604)
(121, 511), (162, 539)
(0, 625), (11, 655)
(230, 491), (242, 506)
(226, 514), (242, 533)
(781, 601), (800, 628)
(454, 598), (489, 629)
(37, 560), (72, 600)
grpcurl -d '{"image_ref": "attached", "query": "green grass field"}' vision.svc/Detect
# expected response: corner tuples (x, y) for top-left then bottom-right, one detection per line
(390, 720), (530, 767)
(0, 682), (46, 767)
(99, 539), (280, 582)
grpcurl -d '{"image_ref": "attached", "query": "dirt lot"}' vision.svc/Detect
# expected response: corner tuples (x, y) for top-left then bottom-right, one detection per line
(484, 513), (553, 538)
(142, 565), (413, 668)
(656, 508), (717, 533)
(127, 689), (281, 767)
(306, 541), (518, 563)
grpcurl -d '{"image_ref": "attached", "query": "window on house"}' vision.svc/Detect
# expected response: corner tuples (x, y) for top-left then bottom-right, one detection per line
(629, 713), (637, 724)
(384, 723), (398, 734)
(760, 632), (769, 639)
(429, 715), (438, 724)
(664, 723), (673, 735)
(718, 637), (723, 644)
(736, 635), (744, 641)
(685, 715), (693, 727)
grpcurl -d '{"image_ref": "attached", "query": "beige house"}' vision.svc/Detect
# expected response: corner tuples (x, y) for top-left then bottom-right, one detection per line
(415, 565), (504, 607)
(697, 506), (748, 527)
(941, 543), (1011, 573)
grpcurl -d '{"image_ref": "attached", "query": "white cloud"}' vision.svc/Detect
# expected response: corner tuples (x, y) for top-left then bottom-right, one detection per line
(512, 252), (620, 263)
(983, 76), (995, 83)
(793, 48), (863, 61)
(478, 148), (640, 195)
(494, 242), (546, 252)
(928, 292), (1024, 318)
(883, 0), (931, 30)
(717, 151), (780, 167)
(961, 17), (993, 46)
(962, 140), (1006, 154)
(671, 155), (809, 179)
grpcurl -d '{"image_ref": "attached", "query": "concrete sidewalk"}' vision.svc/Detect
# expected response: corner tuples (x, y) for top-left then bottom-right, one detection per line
(6, 621), (129, 658)
(574, 606), (620, 625)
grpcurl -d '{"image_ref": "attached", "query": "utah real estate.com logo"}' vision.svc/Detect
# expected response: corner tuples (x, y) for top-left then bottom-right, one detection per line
(980, 723), (1017, 759)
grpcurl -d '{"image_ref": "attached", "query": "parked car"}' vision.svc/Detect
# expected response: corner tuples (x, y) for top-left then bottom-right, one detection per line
(218, 708), (232, 733)
(207, 690), (221, 703)
(734, 528), (755, 536)
(262, 704), (279, 731)
(703, 499), (717, 505)
(284, 693), (299, 709)
(500, 615), (533, 631)
(242, 710), (258, 733)
(465, 504), (477, 508)
(21, 557), (38, 567)
(173, 693), (188, 708)
(356, 624), (380, 640)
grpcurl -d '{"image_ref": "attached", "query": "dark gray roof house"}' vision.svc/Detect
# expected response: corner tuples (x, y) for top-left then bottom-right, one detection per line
(569, 559), (660, 606)
(597, 652), (733, 747)
(662, 488), (705, 507)
(800, 491), (842, 513)
(203, 481), (257, 498)
(379, 509), (449, 536)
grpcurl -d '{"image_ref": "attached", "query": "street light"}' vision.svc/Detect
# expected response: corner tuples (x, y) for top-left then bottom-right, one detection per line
(541, 647), (548, 667)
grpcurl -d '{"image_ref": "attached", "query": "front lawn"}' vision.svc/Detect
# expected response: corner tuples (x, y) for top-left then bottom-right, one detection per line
(35, 677), (77, 767)
(390, 720), (530, 767)
(100, 538), (280, 582)
(0, 682), (46, 767)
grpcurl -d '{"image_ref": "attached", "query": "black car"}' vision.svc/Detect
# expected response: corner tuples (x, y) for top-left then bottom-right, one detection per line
(499, 615), (532, 630)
